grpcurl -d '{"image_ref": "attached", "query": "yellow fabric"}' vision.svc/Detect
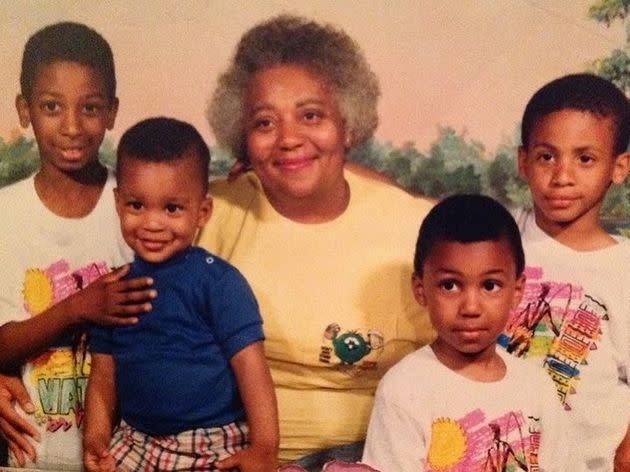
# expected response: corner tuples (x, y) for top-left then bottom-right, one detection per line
(198, 168), (435, 461)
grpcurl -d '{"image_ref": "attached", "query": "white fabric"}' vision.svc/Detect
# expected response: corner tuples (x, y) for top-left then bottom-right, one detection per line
(0, 174), (131, 470)
(498, 212), (630, 470)
(363, 346), (567, 472)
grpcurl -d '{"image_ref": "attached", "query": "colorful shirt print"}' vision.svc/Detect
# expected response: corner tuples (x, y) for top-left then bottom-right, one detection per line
(319, 323), (385, 374)
(498, 266), (607, 410)
(426, 409), (541, 472)
(23, 259), (109, 433)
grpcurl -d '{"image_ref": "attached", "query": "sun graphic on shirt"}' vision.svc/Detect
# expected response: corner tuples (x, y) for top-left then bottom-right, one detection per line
(427, 417), (468, 470)
(22, 269), (54, 316)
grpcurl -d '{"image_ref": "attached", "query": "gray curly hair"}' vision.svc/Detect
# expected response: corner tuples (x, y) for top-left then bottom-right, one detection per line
(207, 15), (381, 162)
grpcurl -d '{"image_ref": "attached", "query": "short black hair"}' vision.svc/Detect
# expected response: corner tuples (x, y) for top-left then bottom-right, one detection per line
(116, 117), (210, 192)
(521, 73), (630, 155)
(20, 22), (116, 102)
(414, 194), (524, 277)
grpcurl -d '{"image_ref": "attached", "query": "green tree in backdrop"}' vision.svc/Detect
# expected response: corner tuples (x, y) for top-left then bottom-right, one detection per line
(0, 0), (628, 233)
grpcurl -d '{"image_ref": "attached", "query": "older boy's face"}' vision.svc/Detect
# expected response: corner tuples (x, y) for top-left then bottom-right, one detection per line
(412, 239), (524, 365)
(15, 60), (117, 175)
(518, 109), (630, 235)
(114, 153), (212, 263)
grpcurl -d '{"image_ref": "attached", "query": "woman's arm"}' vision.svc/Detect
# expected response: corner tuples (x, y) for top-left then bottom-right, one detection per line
(0, 372), (39, 466)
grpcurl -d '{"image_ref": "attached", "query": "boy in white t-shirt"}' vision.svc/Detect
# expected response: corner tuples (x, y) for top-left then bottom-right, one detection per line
(498, 73), (630, 470)
(363, 194), (566, 472)
(0, 22), (154, 470)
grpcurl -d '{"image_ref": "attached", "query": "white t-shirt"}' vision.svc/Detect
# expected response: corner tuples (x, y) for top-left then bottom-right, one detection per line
(0, 174), (131, 470)
(363, 346), (567, 472)
(498, 213), (630, 470)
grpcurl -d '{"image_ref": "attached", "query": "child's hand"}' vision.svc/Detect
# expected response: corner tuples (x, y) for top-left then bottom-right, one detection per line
(0, 373), (40, 466)
(83, 445), (116, 472)
(68, 264), (156, 326)
(215, 445), (278, 472)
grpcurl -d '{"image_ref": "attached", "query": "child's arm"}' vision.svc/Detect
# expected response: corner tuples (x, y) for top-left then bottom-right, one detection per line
(0, 264), (155, 367)
(83, 353), (117, 472)
(216, 341), (279, 472)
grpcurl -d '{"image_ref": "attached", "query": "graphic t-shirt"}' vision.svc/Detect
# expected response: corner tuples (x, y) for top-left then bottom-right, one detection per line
(498, 214), (630, 470)
(363, 347), (567, 472)
(0, 174), (130, 470)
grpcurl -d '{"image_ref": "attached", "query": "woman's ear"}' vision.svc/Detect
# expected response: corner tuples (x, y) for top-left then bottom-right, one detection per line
(344, 128), (354, 150)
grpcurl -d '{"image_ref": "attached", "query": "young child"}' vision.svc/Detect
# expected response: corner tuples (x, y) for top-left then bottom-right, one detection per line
(498, 73), (630, 470)
(84, 117), (279, 472)
(362, 194), (567, 471)
(0, 22), (155, 470)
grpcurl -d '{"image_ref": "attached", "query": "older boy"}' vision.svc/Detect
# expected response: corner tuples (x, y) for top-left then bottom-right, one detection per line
(362, 195), (566, 471)
(498, 73), (630, 470)
(0, 22), (154, 469)
(84, 117), (278, 472)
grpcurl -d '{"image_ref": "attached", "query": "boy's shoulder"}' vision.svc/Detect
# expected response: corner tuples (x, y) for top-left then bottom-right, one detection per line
(378, 346), (436, 395)
(346, 166), (434, 213)
(209, 173), (259, 209)
(182, 246), (249, 284)
(0, 175), (35, 203)
(499, 349), (559, 398)
(515, 208), (630, 254)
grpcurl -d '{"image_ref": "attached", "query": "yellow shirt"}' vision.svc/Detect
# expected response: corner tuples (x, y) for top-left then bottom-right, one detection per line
(198, 168), (435, 461)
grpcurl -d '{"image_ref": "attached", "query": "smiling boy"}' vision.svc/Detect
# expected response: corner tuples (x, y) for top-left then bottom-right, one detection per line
(0, 22), (154, 470)
(84, 117), (278, 472)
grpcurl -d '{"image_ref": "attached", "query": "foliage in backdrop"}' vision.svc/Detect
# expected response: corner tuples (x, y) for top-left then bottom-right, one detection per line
(1, 0), (628, 235)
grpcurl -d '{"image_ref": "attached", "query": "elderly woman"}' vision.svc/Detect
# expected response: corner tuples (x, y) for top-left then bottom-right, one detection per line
(199, 15), (435, 466)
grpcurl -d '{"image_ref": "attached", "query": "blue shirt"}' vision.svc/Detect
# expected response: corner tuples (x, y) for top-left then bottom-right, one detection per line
(90, 247), (264, 435)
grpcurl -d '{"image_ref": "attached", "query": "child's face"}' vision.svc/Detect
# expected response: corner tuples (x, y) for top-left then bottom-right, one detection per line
(114, 152), (212, 264)
(518, 109), (629, 233)
(15, 60), (118, 174)
(412, 239), (524, 363)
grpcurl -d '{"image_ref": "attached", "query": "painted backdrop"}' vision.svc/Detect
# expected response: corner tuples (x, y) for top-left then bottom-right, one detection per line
(1, 0), (629, 231)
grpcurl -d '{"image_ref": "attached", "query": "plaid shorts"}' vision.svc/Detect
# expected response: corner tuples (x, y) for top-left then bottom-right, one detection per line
(110, 420), (249, 471)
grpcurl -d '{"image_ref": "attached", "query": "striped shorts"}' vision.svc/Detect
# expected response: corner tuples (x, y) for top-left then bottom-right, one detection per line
(110, 420), (249, 471)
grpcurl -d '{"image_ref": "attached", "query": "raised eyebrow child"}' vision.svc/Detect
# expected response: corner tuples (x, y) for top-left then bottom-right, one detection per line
(362, 194), (567, 472)
(84, 117), (279, 472)
(498, 73), (630, 470)
(0, 22), (155, 470)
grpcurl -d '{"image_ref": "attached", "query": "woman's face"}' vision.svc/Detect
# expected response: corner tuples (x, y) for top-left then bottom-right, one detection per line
(244, 64), (348, 206)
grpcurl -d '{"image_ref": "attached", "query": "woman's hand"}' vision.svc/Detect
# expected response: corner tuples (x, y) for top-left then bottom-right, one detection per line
(0, 372), (39, 466)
